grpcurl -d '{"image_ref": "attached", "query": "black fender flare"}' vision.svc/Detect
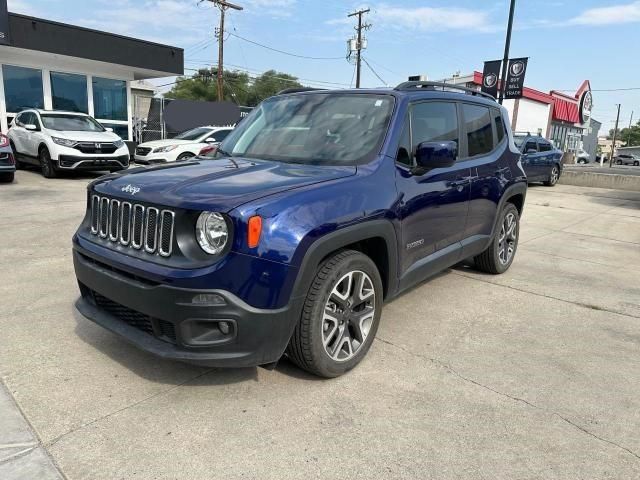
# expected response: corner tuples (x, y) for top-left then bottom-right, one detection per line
(488, 181), (527, 242)
(290, 219), (399, 301)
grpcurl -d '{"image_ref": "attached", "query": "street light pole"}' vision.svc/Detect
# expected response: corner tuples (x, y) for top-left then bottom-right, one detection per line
(610, 104), (621, 168)
(498, 0), (517, 105)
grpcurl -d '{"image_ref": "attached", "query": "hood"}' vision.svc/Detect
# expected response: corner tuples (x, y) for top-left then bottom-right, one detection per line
(48, 130), (121, 142)
(93, 158), (356, 211)
(138, 139), (201, 148)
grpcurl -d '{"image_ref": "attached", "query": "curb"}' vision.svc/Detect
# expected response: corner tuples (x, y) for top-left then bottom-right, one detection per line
(559, 170), (640, 192)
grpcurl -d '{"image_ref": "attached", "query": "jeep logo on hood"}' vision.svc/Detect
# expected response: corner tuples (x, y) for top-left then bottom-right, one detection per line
(121, 184), (141, 195)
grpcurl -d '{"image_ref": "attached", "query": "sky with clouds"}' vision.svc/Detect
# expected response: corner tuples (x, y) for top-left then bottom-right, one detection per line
(7, 0), (640, 131)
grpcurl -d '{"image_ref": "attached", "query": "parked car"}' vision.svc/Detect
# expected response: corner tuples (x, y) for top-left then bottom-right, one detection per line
(72, 82), (527, 378)
(614, 154), (640, 166)
(7, 110), (129, 178)
(576, 149), (591, 164)
(513, 133), (563, 186)
(134, 126), (233, 165)
(0, 133), (16, 183)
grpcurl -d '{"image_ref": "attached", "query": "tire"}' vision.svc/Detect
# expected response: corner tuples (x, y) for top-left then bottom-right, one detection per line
(9, 141), (23, 170)
(287, 250), (383, 378)
(577, 159), (587, 165)
(0, 172), (14, 183)
(616, 160), (623, 165)
(634, 161), (639, 167)
(39, 147), (57, 178)
(544, 164), (560, 186)
(474, 203), (520, 275)
(176, 152), (195, 161)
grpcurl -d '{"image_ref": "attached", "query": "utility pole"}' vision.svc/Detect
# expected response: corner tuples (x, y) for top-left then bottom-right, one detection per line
(498, 0), (517, 104)
(627, 110), (634, 146)
(610, 104), (621, 168)
(203, 0), (243, 102)
(348, 8), (370, 88)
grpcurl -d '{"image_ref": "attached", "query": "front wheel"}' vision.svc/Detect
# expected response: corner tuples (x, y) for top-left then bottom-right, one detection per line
(176, 152), (195, 162)
(633, 161), (639, 167)
(287, 250), (383, 378)
(544, 164), (560, 186)
(39, 147), (57, 178)
(474, 203), (520, 274)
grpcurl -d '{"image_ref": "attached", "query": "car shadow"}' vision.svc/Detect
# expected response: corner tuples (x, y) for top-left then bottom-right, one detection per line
(72, 307), (259, 386)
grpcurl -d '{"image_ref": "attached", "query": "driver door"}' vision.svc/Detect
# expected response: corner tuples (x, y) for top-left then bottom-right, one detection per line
(394, 101), (471, 285)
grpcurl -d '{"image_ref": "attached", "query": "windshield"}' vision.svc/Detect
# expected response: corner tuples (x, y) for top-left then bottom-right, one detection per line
(41, 114), (105, 132)
(174, 127), (213, 141)
(217, 93), (394, 165)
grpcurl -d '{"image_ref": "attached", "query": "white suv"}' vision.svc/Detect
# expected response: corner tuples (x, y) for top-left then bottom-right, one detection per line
(134, 126), (233, 165)
(8, 110), (129, 178)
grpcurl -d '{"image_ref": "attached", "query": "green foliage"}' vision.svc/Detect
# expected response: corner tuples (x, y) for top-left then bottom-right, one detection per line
(165, 68), (303, 107)
(608, 120), (640, 146)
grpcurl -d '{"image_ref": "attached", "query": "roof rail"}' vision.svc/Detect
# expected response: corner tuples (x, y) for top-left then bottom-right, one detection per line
(276, 87), (327, 95)
(394, 81), (496, 101)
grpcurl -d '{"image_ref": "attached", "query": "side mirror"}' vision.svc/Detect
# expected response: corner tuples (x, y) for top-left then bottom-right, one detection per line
(205, 138), (218, 143)
(25, 124), (38, 131)
(105, 127), (114, 132)
(414, 141), (457, 172)
(526, 148), (537, 154)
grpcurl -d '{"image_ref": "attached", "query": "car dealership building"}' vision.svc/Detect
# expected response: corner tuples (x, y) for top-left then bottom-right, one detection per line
(0, 9), (183, 140)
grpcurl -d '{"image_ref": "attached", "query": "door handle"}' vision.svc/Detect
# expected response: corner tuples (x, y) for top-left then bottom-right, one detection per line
(448, 178), (470, 188)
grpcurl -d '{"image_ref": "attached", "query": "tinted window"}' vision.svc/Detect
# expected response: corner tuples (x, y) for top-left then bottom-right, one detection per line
(513, 135), (527, 148)
(538, 141), (552, 152)
(494, 109), (506, 143)
(2, 65), (44, 112)
(396, 117), (412, 166)
(50, 72), (88, 113)
(463, 104), (493, 157)
(411, 102), (459, 152)
(92, 77), (127, 121)
(524, 141), (538, 152)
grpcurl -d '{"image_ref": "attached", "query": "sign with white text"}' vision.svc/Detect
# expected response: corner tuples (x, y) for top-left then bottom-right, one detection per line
(504, 58), (528, 99)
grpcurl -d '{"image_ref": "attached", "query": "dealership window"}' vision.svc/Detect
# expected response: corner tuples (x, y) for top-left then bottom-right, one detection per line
(93, 77), (127, 121)
(50, 72), (88, 113)
(100, 123), (129, 140)
(2, 65), (44, 112)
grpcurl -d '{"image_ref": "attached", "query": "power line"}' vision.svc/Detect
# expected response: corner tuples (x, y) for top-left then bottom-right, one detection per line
(227, 31), (345, 60)
(362, 57), (387, 86)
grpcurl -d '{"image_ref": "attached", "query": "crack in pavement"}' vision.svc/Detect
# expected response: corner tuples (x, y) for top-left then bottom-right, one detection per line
(450, 270), (640, 319)
(375, 336), (640, 462)
(44, 368), (216, 450)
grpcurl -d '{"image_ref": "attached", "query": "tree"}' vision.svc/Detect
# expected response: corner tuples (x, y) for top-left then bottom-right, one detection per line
(165, 68), (303, 107)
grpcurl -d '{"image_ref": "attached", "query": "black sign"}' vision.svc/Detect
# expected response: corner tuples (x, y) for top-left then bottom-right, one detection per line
(0, 0), (9, 45)
(579, 90), (593, 124)
(504, 57), (528, 99)
(481, 60), (502, 99)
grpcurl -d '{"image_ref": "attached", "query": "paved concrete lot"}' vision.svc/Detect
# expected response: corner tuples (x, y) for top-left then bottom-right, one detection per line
(1, 170), (639, 479)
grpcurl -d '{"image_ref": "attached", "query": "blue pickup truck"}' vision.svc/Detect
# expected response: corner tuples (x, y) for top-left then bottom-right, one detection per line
(73, 82), (527, 377)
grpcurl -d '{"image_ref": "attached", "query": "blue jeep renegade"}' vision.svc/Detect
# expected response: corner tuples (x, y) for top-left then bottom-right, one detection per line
(73, 82), (527, 378)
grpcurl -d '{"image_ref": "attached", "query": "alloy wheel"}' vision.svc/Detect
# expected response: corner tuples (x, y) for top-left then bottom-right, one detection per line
(322, 270), (376, 362)
(550, 166), (559, 185)
(498, 212), (518, 266)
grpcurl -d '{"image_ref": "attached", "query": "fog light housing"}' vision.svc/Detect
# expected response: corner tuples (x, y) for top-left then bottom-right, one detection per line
(191, 293), (226, 306)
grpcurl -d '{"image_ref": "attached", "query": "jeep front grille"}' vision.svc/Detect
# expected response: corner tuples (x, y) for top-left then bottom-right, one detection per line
(90, 194), (175, 257)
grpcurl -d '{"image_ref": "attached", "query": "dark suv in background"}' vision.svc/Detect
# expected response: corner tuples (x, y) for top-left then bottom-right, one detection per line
(513, 133), (563, 186)
(73, 82), (527, 378)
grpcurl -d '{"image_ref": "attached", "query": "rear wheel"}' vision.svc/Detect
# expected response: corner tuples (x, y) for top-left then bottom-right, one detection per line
(9, 141), (23, 170)
(577, 159), (587, 164)
(474, 203), (520, 274)
(39, 147), (57, 178)
(617, 159), (623, 165)
(544, 164), (560, 186)
(634, 161), (639, 167)
(0, 172), (14, 183)
(287, 250), (383, 378)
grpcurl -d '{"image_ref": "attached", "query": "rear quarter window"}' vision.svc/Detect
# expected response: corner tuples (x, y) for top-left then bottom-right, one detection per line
(462, 104), (494, 157)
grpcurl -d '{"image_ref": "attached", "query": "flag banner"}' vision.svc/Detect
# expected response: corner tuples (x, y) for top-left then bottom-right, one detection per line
(504, 58), (529, 99)
(481, 60), (501, 98)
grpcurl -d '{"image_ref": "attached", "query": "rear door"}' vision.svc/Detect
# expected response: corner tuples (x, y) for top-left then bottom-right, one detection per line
(521, 138), (540, 179)
(395, 101), (471, 279)
(23, 112), (42, 157)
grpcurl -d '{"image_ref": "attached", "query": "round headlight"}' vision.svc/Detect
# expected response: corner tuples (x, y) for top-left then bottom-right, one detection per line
(196, 212), (228, 254)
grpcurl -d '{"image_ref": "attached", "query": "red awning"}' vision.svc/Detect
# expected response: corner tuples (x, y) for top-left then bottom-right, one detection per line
(552, 98), (580, 123)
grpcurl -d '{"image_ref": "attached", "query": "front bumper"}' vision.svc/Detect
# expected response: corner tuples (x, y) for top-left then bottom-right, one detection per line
(58, 154), (129, 170)
(0, 164), (16, 173)
(133, 155), (167, 165)
(73, 249), (303, 367)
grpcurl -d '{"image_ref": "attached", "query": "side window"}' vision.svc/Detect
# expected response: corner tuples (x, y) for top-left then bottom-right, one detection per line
(22, 112), (34, 127)
(14, 113), (24, 126)
(396, 117), (412, 166)
(209, 130), (231, 142)
(524, 140), (538, 153)
(538, 141), (552, 152)
(493, 109), (506, 143)
(462, 104), (493, 157)
(410, 102), (459, 154)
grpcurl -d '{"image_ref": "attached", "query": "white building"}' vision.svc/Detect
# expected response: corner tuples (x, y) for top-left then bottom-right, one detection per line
(0, 11), (183, 140)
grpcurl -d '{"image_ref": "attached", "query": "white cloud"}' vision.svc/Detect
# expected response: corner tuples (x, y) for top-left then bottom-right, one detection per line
(569, 1), (640, 25)
(327, 3), (492, 33)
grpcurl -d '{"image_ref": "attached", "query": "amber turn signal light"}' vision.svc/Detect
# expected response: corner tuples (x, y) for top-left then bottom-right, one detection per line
(248, 216), (262, 248)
